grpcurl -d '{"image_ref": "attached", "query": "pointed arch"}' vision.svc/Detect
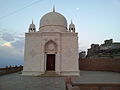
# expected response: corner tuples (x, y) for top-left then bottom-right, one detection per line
(45, 40), (57, 54)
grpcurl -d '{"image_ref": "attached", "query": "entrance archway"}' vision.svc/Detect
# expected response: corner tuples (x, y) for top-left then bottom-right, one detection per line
(45, 40), (57, 71)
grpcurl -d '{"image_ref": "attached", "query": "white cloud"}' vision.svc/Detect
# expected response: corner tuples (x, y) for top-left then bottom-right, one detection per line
(1, 32), (15, 42)
(12, 38), (24, 52)
(0, 32), (24, 67)
(1, 42), (13, 47)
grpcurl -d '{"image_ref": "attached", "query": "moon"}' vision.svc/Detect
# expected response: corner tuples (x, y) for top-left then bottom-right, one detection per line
(76, 8), (80, 10)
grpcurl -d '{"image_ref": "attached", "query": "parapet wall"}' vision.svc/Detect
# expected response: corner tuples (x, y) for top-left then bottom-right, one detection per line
(0, 66), (23, 75)
(79, 59), (120, 72)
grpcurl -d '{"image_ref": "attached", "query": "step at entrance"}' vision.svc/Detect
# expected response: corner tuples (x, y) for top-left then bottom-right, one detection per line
(41, 71), (59, 77)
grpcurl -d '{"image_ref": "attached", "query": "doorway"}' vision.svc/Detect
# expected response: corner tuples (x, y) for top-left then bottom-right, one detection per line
(46, 54), (55, 71)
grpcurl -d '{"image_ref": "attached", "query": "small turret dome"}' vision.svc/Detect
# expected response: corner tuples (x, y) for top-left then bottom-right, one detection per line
(69, 23), (75, 29)
(29, 20), (36, 32)
(29, 23), (35, 29)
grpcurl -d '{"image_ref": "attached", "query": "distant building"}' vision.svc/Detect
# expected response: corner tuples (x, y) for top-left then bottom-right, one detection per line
(86, 39), (120, 59)
(22, 8), (79, 76)
(79, 51), (86, 59)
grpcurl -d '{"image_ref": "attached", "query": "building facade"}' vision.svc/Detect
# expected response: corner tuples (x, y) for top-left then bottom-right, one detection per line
(22, 9), (79, 76)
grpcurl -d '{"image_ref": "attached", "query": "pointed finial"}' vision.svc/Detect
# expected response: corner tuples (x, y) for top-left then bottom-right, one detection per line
(71, 20), (73, 24)
(32, 19), (33, 24)
(53, 5), (55, 12)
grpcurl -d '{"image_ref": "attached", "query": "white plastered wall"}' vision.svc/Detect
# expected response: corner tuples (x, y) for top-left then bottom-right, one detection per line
(23, 32), (79, 76)
(60, 32), (79, 76)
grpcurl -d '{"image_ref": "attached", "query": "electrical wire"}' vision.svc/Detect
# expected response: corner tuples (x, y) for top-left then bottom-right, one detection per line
(0, 0), (43, 20)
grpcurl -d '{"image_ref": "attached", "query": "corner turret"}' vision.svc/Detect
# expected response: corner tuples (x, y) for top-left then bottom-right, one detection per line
(69, 20), (75, 32)
(28, 20), (36, 32)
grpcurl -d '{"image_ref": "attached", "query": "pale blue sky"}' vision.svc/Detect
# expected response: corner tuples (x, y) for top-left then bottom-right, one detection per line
(0, 0), (120, 49)
(0, 0), (120, 67)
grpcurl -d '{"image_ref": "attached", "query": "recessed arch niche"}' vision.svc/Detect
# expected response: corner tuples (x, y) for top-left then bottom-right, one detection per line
(45, 40), (57, 54)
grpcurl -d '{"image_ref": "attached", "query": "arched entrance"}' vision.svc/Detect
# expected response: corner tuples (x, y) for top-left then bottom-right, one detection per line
(45, 40), (57, 71)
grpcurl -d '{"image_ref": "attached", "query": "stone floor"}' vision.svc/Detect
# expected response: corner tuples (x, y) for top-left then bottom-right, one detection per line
(0, 71), (120, 90)
(74, 71), (120, 84)
(0, 72), (66, 90)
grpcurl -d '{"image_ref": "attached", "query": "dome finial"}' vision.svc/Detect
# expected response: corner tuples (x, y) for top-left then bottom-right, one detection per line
(32, 19), (33, 24)
(53, 5), (55, 12)
(71, 19), (73, 24)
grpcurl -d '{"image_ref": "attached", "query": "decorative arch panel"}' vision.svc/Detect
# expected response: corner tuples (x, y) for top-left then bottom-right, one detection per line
(45, 40), (57, 54)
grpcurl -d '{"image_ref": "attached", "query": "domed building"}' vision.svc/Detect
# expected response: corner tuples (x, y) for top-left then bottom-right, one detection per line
(22, 8), (79, 76)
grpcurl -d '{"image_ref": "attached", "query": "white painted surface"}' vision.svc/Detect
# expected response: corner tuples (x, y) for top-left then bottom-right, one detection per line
(22, 10), (79, 76)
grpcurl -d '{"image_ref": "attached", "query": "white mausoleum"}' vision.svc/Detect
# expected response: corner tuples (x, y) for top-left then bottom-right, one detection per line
(22, 8), (80, 76)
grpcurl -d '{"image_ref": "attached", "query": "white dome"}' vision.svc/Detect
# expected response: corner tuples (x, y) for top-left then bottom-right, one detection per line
(39, 11), (67, 32)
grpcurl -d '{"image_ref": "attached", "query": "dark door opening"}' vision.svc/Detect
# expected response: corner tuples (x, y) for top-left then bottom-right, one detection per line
(46, 54), (55, 71)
